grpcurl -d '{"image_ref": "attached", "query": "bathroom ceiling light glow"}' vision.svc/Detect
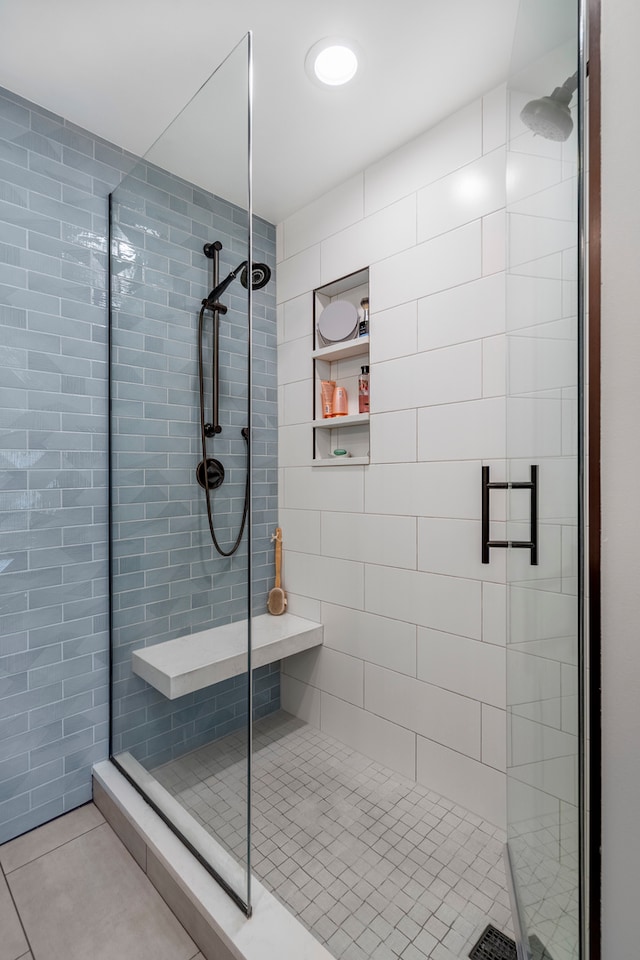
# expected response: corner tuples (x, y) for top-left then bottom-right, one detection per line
(305, 38), (360, 87)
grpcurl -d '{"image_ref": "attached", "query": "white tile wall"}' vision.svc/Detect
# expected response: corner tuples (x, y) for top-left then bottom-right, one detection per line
(364, 101), (482, 215)
(417, 517), (506, 584)
(482, 705), (507, 772)
(417, 147), (506, 243)
(368, 410), (417, 464)
(277, 88), (509, 827)
(320, 602), (417, 677)
(365, 461), (481, 519)
(371, 220), (482, 313)
(417, 272), (505, 352)
(365, 565), (482, 640)
(320, 511), (417, 569)
(284, 551), (364, 609)
(416, 736), (506, 827)
(418, 397), (506, 461)
(417, 628), (506, 708)
(283, 174), (364, 260)
(321, 693), (416, 780)
(369, 300), (418, 364)
(374, 340), (483, 414)
(282, 647), (364, 708)
(281, 674), (321, 727)
(483, 84), (507, 154)
(364, 663), (481, 759)
(320, 194), (417, 285)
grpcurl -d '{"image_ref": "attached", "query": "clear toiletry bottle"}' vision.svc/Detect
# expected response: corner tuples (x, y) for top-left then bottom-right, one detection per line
(359, 297), (369, 337)
(358, 365), (369, 413)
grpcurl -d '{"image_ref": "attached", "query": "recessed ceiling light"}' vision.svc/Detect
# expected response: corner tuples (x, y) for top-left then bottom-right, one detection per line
(305, 38), (360, 88)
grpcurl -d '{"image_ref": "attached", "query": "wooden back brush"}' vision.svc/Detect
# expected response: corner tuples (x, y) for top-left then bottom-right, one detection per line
(267, 527), (287, 615)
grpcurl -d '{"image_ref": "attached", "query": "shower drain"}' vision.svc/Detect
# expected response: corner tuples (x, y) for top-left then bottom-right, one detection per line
(469, 924), (517, 960)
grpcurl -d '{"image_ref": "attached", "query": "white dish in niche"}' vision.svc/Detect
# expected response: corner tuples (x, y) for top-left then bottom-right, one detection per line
(317, 299), (358, 345)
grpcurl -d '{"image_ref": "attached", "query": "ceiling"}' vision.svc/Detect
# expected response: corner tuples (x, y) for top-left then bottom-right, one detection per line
(0, 0), (524, 223)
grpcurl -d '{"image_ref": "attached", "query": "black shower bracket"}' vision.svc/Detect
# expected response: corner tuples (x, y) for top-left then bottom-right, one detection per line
(481, 464), (538, 565)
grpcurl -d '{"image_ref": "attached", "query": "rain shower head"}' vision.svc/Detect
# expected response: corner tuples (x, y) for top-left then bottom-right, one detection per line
(204, 260), (272, 308)
(520, 72), (578, 142)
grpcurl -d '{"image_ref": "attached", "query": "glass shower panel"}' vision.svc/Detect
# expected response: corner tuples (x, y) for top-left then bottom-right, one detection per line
(505, 2), (583, 958)
(109, 35), (253, 911)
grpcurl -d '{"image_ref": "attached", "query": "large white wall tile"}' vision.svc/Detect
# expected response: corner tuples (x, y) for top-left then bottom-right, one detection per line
(507, 335), (576, 394)
(506, 275), (563, 331)
(278, 335), (312, 386)
(321, 694), (416, 780)
(284, 174), (364, 260)
(365, 101), (482, 215)
(282, 647), (364, 707)
(278, 507), (321, 553)
(482, 209), (506, 275)
(283, 465), (364, 512)
(416, 736), (506, 827)
(482, 705), (506, 771)
(418, 273), (505, 352)
(507, 648), (561, 708)
(509, 213), (577, 267)
(417, 148), (506, 243)
(281, 674), (321, 727)
(483, 334), (506, 397)
(283, 593), (322, 621)
(369, 301), (418, 364)
(418, 517), (506, 583)
(369, 410), (417, 464)
(276, 245), (321, 304)
(284, 551), (364, 609)
(282, 293), (312, 342)
(365, 663), (481, 759)
(483, 582), (506, 645)
(279, 424), (311, 468)
(483, 84), (507, 154)
(507, 397), (562, 458)
(417, 628), (505, 708)
(320, 602), (417, 677)
(371, 221), (482, 313)
(280, 378), (312, 426)
(418, 397), (506, 461)
(374, 341), (482, 414)
(365, 564), (482, 640)
(321, 511), (417, 569)
(509, 584), (577, 646)
(365, 461), (481, 519)
(321, 195), (417, 284)
(509, 713), (577, 767)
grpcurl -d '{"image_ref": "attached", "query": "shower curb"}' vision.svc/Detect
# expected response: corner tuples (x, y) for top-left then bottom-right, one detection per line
(92, 760), (333, 960)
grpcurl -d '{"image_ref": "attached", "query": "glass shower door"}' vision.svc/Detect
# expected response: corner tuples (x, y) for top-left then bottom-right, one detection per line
(504, 1), (584, 957)
(109, 35), (254, 911)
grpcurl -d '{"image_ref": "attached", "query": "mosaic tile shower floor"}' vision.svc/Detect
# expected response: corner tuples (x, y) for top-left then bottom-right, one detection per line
(153, 711), (512, 960)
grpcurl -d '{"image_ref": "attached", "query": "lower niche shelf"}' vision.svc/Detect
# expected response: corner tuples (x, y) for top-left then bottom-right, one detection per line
(311, 457), (369, 466)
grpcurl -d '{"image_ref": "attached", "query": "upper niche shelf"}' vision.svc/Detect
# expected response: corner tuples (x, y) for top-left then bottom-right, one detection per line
(312, 336), (369, 362)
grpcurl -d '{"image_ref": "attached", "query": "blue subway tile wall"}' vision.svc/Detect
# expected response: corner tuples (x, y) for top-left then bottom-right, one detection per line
(110, 155), (279, 767)
(0, 85), (278, 843)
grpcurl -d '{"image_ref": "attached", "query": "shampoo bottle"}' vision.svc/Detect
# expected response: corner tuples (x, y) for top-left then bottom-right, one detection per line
(358, 366), (370, 413)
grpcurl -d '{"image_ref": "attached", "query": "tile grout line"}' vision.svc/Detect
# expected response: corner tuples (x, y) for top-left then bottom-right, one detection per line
(1, 819), (106, 877)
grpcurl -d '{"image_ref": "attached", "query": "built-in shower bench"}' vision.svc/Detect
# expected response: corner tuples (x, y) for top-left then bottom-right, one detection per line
(131, 612), (323, 700)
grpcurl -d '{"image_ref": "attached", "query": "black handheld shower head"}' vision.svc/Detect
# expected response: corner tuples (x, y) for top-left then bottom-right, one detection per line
(204, 260), (272, 309)
(520, 72), (578, 142)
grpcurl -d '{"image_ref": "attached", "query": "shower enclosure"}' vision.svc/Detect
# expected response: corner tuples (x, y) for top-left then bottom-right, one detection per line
(108, 34), (277, 911)
(107, 3), (590, 957)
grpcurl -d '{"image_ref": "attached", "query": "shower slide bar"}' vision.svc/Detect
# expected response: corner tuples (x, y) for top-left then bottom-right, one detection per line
(481, 464), (538, 565)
